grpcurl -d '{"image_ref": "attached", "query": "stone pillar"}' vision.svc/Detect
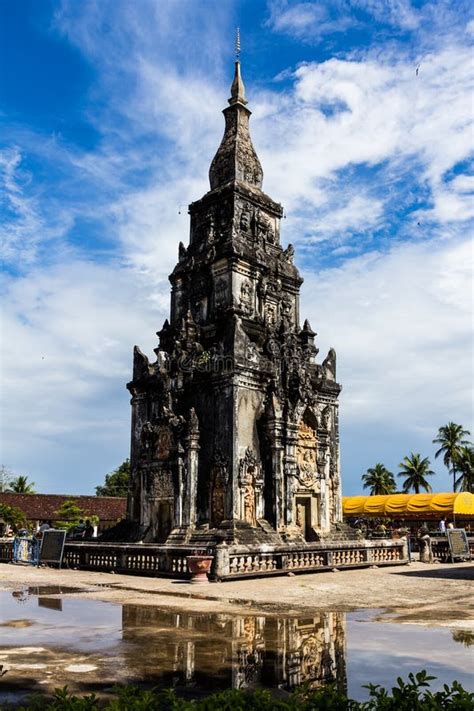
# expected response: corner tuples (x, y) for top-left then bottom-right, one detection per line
(284, 423), (298, 528)
(273, 443), (285, 530)
(214, 541), (230, 578)
(317, 436), (330, 532)
(184, 431), (199, 527)
(176, 451), (185, 527)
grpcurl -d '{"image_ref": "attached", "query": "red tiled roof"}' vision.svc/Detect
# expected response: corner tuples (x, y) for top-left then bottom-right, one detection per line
(0, 493), (126, 522)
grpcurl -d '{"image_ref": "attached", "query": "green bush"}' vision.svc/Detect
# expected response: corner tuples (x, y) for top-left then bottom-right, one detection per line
(0, 502), (27, 531)
(12, 672), (474, 710)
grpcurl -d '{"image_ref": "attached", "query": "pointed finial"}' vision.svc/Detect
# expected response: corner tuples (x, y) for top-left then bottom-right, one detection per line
(229, 29), (247, 105)
(235, 27), (241, 62)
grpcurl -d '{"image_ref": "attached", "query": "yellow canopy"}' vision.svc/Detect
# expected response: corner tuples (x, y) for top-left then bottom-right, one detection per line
(342, 492), (474, 518)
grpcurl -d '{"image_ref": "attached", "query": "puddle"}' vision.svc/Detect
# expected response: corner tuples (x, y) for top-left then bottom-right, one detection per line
(0, 588), (472, 705)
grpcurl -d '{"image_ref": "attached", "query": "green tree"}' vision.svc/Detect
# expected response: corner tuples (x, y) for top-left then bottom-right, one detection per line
(9, 475), (36, 494)
(55, 499), (88, 531)
(95, 459), (130, 497)
(433, 422), (471, 493)
(0, 503), (27, 531)
(361, 463), (396, 495)
(398, 453), (435, 494)
(453, 446), (474, 493)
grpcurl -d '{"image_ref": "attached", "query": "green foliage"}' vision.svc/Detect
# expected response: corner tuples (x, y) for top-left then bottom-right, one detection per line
(10, 474), (36, 493)
(398, 453), (435, 494)
(453, 446), (474, 493)
(433, 423), (471, 493)
(0, 502), (27, 530)
(361, 464), (396, 495)
(55, 499), (97, 532)
(95, 459), (130, 497)
(13, 673), (474, 710)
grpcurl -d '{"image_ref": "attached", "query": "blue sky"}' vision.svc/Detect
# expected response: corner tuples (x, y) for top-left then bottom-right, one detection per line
(1, 0), (473, 496)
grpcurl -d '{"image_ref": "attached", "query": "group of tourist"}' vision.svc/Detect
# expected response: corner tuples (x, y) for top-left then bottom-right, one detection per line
(438, 518), (455, 535)
(34, 519), (95, 539)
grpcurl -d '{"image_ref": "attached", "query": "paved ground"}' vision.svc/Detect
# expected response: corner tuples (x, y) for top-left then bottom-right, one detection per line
(1, 559), (473, 627)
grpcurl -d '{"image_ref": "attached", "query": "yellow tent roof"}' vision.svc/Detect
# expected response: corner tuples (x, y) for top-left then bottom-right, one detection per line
(342, 492), (474, 517)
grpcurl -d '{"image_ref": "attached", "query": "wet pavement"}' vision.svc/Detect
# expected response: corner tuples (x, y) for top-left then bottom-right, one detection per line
(0, 586), (472, 706)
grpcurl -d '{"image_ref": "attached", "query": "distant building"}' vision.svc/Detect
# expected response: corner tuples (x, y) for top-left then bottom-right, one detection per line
(0, 493), (126, 532)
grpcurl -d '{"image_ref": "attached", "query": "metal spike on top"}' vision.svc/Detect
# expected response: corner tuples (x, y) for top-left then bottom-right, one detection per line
(229, 27), (247, 105)
(235, 27), (241, 61)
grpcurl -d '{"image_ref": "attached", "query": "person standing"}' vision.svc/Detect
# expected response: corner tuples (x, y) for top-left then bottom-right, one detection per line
(439, 518), (446, 535)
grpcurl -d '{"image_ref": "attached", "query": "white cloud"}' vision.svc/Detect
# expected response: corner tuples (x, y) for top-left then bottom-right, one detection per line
(267, 1), (357, 39)
(254, 46), (473, 232)
(0, 148), (73, 266)
(266, 0), (468, 41)
(302, 236), (473, 434)
(0, 259), (166, 492)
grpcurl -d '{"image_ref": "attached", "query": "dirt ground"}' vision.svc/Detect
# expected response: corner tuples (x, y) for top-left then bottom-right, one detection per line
(1, 559), (473, 628)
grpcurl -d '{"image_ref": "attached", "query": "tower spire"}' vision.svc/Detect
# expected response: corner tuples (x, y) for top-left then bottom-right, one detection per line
(229, 27), (246, 105)
(235, 26), (241, 61)
(209, 29), (262, 190)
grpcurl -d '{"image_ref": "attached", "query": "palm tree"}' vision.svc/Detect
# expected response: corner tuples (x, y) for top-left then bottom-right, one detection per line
(453, 446), (474, 493)
(398, 453), (435, 494)
(9, 475), (36, 494)
(433, 422), (471, 492)
(361, 463), (396, 495)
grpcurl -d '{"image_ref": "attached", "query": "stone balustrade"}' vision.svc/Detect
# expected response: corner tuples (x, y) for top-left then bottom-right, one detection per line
(0, 537), (409, 579)
(222, 539), (407, 579)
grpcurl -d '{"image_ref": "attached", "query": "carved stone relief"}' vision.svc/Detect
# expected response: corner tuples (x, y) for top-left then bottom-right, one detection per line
(265, 302), (277, 328)
(148, 469), (174, 499)
(281, 295), (293, 328)
(210, 448), (228, 526)
(214, 278), (228, 307)
(240, 208), (252, 233)
(239, 448), (260, 526)
(246, 340), (259, 364)
(256, 210), (275, 243)
(296, 421), (318, 488)
(156, 425), (172, 460)
(140, 421), (158, 460)
(239, 279), (253, 316)
(321, 405), (331, 431)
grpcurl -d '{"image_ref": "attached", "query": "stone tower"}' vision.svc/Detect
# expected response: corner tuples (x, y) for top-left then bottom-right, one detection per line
(127, 58), (342, 545)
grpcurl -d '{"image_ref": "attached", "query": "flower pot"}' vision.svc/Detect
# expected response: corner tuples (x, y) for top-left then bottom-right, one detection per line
(186, 555), (214, 584)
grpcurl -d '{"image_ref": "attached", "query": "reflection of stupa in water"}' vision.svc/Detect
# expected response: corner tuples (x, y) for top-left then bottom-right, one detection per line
(121, 606), (347, 694)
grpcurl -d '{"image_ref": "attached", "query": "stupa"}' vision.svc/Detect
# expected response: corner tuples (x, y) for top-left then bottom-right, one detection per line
(126, 49), (342, 547)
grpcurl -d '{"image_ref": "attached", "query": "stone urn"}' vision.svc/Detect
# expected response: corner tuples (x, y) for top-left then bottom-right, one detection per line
(186, 555), (214, 584)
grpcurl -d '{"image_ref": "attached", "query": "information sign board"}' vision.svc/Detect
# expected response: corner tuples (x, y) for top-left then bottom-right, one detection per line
(40, 529), (66, 566)
(447, 528), (471, 562)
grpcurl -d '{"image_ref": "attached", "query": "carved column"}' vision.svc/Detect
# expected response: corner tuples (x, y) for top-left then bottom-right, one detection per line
(184, 411), (200, 528)
(284, 423), (299, 528)
(176, 447), (185, 527)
